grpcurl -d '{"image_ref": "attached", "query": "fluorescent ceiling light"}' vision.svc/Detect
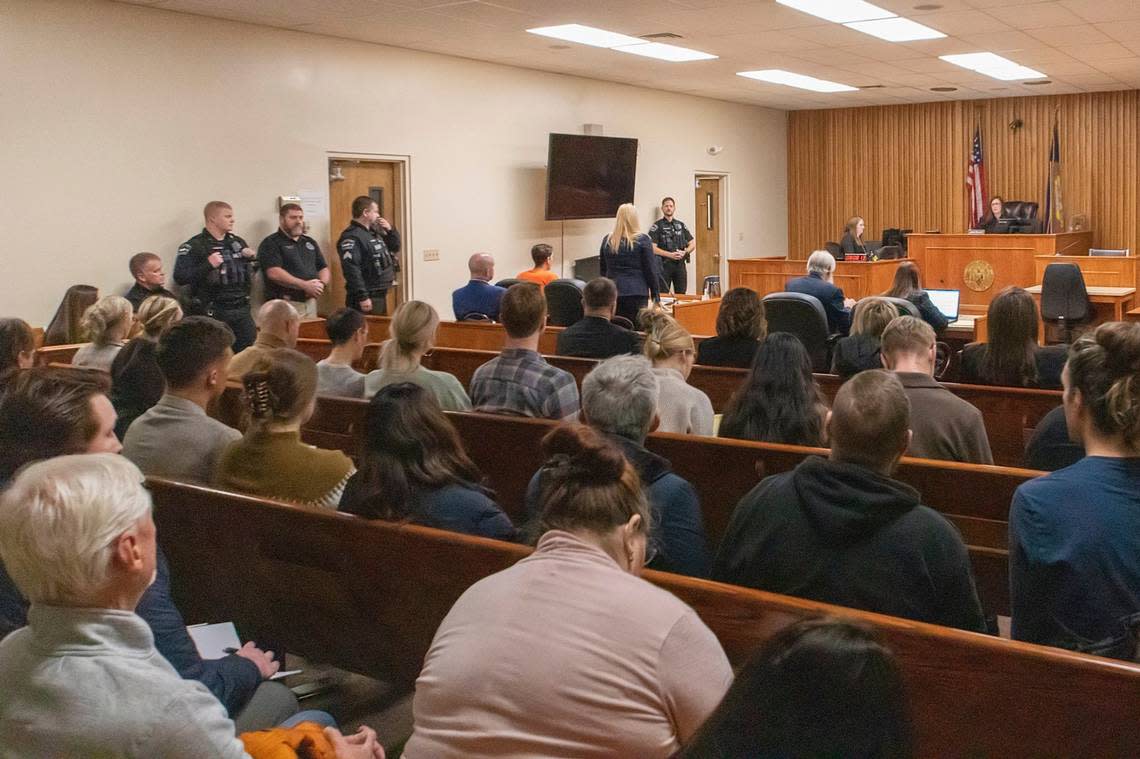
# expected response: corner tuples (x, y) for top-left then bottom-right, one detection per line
(526, 24), (643, 48)
(738, 69), (858, 93)
(776, 0), (895, 23)
(845, 17), (945, 41)
(940, 52), (1046, 81)
(613, 42), (717, 62)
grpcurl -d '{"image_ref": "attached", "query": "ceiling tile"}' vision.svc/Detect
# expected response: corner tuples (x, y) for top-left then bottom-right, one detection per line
(1025, 23), (1114, 46)
(1059, 0), (1140, 23)
(985, 2), (1087, 29)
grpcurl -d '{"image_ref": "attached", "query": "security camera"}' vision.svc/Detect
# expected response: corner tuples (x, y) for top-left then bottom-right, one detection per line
(707, 145), (724, 156)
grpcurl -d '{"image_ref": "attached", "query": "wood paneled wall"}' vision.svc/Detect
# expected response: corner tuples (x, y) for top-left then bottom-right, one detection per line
(787, 90), (1140, 260)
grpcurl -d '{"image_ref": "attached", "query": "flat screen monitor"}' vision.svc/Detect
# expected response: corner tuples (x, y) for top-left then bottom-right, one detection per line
(926, 289), (960, 321)
(545, 134), (638, 220)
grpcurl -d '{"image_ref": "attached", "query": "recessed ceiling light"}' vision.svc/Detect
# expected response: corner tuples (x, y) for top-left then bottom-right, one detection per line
(526, 24), (643, 48)
(776, 0), (895, 23)
(845, 16), (945, 41)
(940, 52), (1046, 81)
(613, 41), (717, 61)
(738, 69), (858, 93)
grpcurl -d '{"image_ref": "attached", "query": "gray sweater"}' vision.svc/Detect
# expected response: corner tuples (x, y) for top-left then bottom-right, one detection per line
(122, 394), (242, 483)
(0, 605), (249, 758)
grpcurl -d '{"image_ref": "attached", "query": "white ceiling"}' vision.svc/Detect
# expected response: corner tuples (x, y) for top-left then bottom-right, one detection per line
(118, 0), (1140, 109)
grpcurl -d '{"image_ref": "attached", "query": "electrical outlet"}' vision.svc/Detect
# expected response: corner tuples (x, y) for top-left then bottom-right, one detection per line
(423, 249), (440, 262)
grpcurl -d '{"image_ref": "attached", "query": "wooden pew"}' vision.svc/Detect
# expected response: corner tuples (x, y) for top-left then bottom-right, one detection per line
(149, 479), (1140, 759)
(298, 316), (566, 355)
(33, 343), (84, 366)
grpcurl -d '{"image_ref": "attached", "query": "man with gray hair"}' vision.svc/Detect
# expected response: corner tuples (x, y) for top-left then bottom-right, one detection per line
(226, 298), (301, 381)
(452, 252), (507, 321)
(525, 354), (709, 577)
(786, 249), (857, 335)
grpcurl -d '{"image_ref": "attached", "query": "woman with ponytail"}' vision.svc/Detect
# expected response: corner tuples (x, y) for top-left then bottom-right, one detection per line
(72, 295), (133, 371)
(364, 300), (470, 410)
(641, 309), (713, 435)
(110, 295), (182, 438)
(1010, 321), (1140, 656)
(216, 348), (354, 509)
(405, 423), (732, 758)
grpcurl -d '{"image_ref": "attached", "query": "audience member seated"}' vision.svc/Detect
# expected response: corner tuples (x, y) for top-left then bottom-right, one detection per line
(883, 261), (948, 335)
(1025, 406), (1085, 471)
(695, 288), (767, 368)
(881, 316), (993, 464)
(339, 383), (513, 540)
(641, 310), (713, 436)
(122, 317), (240, 482)
(525, 355), (709, 577)
(677, 619), (913, 759)
(831, 297), (898, 380)
(712, 370), (986, 632)
(554, 277), (639, 359)
(73, 295), (133, 372)
(959, 286), (1066, 389)
(0, 318), (36, 380)
(452, 252), (506, 321)
(110, 295), (182, 439)
(217, 349), (354, 509)
(405, 424), (732, 758)
(719, 332), (828, 447)
(316, 307), (367, 398)
(226, 299), (300, 381)
(365, 300), (471, 410)
(124, 251), (177, 312)
(516, 243), (557, 288)
(786, 250), (855, 336)
(1010, 322), (1140, 656)
(0, 368), (294, 731)
(470, 283), (579, 420)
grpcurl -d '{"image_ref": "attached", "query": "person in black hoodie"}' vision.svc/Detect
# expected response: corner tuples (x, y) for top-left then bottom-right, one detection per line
(712, 369), (986, 632)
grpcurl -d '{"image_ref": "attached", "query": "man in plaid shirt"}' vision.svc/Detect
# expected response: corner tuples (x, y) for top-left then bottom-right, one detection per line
(471, 283), (580, 421)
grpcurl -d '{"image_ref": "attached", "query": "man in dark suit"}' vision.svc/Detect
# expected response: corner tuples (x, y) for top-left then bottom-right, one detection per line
(786, 250), (856, 335)
(555, 277), (639, 359)
(452, 253), (507, 321)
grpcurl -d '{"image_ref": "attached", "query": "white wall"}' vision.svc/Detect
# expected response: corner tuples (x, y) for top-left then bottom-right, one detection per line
(1, 0), (788, 326)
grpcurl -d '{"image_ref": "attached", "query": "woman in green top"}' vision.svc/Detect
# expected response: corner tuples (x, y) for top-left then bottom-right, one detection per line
(364, 300), (471, 410)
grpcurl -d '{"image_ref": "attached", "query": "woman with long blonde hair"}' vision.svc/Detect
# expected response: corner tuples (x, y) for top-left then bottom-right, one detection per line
(364, 300), (471, 410)
(599, 203), (660, 324)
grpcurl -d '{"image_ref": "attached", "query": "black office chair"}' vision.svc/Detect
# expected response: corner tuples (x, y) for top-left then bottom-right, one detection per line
(881, 296), (921, 319)
(762, 292), (833, 372)
(458, 312), (491, 322)
(494, 277), (523, 290)
(545, 278), (586, 327)
(876, 244), (904, 260)
(1041, 263), (1091, 344)
(611, 315), (635, 331)
(824, 241), (844, 261)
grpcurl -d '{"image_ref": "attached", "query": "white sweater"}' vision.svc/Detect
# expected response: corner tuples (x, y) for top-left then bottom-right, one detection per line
(652, 367), (715, 436)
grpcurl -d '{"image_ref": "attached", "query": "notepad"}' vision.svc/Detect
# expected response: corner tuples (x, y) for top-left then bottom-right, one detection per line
(187, 622), (301, 680)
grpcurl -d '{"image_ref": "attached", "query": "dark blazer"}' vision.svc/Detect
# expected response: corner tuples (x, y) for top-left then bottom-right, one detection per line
(909, 291), (949, 335)
(959, 343), (1066, 390)
(110, 337), (165, 439)
(840, 232), (866, 256)
(125, 283), (178, 312)
(786, 272), (852, 335)
(695, 335), (759, 368)
(555, 316), (639, 359)
(598, 234), (660, 302)
(452, 280), (507, 321)
(830, 333), (882, 379)
(1025, 406), (1084, 471)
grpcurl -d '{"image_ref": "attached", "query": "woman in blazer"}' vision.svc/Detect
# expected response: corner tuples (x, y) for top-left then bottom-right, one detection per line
(599, 203), (660, 324)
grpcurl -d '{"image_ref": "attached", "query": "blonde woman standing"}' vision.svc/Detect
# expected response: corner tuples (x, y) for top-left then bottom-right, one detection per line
(72, 295), (133, 372)
(599, 203), (660, 324)
(364, 300), (471, 410)
(641, 310), (714, 436)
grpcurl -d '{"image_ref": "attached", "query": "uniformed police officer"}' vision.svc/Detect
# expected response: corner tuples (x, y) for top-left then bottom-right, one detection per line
(173, 200), (258, 350)
(337, 196), (401, 315)
(257, 203), (330, 318)
(648, 196), (695, 295)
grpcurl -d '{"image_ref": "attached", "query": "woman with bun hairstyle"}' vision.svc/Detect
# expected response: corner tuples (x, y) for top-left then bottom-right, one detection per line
(72, 295), (133, 372)
(110, 295), (183, 438)
(642, 309), (714, 436)
(1010, 322), (1140, 655)
(405, 424), (732, 758)
(216, 348), (354, 509)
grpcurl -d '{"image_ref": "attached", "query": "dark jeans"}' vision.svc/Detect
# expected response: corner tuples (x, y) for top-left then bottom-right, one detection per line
(659, 258), (688, 295)
(210, 305), (256, 352)
(616, 295), (648, 325)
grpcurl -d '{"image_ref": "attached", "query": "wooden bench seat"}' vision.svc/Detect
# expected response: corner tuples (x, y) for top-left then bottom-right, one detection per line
(149, 478), (1140, 758)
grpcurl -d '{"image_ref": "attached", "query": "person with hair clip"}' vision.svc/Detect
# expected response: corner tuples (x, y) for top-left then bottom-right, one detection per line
(1010, 322), (1140, 655)
(216, 348), (354, 509)
(72, 295), (134, 372)
(110, 294), (183, 439)
(840, 216), (867, 258)
(0, 318), (36, 380)
(339, 383), (512, 540)
(695, 288), (767, 368)
(959, 286), (1066, 389)
(642, 310), (713, 436)
(405, 424), (732, 758)
(365, 300), (470, 410)
(719, 332), (828, 447)
(883, 261), (948, 335)
(831, 298), (899, 379)
(676, 618), (914, 759)
(599, 203), (660, 324)
(978, 196), (1006, 233)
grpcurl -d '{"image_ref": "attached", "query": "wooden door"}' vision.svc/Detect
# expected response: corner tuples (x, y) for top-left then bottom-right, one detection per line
(328, 160), (405, 314)
(695, 177), (722, 291)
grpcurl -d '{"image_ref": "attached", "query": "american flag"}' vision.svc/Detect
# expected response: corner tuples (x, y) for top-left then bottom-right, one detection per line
(966, 125), (987, 228)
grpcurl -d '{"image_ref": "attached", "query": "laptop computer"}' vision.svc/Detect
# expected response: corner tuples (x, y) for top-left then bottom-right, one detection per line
(925, 288), (960, 321)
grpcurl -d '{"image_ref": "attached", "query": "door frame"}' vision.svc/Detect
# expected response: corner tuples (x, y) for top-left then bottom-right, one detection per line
(694, 172), (730, 287)
(327, 152), (414, 304)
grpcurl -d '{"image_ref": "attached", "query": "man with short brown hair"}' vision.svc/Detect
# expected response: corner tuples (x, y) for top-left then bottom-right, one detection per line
(257, 203), (329, 317)
(125, 253), (177, 312)
(336, 195), (400, 315)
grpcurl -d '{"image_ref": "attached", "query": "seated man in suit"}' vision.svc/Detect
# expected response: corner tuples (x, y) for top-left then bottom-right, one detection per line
(786, 250), (856, 335)
(880, 316), (993, 465)
(555, 277), (639, 359)
(452, 253), (507, 321)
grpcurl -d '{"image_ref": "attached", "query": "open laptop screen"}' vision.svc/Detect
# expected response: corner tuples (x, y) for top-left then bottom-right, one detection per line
(925, 289), (960, 320)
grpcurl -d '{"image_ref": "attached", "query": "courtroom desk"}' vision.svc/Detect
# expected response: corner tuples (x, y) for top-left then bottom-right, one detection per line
(671, 297), (719, 336)
(728, 258), (900, 301)
(1025, 284), (1136, 327)
(907, 231), (1092, 313)
(1034, 254), (1137, 290)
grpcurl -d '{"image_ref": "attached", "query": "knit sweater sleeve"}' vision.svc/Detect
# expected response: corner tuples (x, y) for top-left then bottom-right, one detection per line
(656, 610), (733, 745)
